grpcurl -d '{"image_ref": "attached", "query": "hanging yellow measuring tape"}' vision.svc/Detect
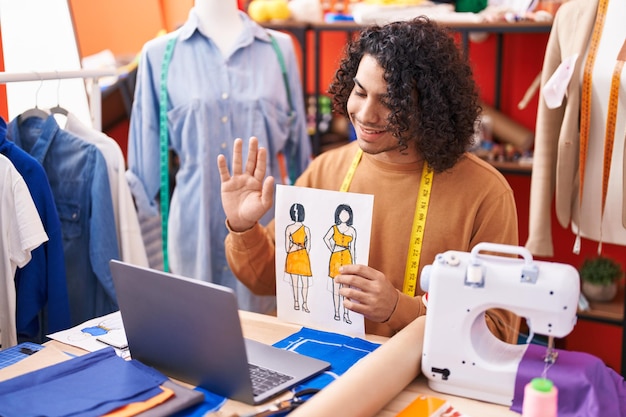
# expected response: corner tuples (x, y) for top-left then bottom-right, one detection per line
(577, 0), (608, 254)
(340, 148), (433, 297)
(578, 0), (626, 253)
(601, 40), (626, 219)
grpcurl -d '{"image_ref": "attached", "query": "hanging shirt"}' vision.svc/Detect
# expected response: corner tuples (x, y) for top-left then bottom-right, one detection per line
(0, 153), (48, 348)
(0, 117), (70, 341)
(126, 9), (311, 313)
(64, 113), (149, 267)
(8, 116), (120, 326)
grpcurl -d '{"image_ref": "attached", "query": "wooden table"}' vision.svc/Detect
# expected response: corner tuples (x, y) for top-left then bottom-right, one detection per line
(20, 311), (519, 416)
(232, 311), (521, 416)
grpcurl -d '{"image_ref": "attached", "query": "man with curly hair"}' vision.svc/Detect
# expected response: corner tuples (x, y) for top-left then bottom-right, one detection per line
(218, 16), (519, 342)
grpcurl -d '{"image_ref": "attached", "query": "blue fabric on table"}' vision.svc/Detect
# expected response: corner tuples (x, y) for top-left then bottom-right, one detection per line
(0, 347), (167, 417)
(272, 327), (380, 391)
(511, 343), (626, 417)
(174, 327), (380, 416)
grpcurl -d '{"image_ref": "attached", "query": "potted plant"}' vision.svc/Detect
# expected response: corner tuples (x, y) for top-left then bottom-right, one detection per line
(579, 256), (623, 302)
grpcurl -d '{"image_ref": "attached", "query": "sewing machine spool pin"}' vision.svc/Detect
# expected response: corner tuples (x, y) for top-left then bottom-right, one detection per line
(544, 336), (558, 365)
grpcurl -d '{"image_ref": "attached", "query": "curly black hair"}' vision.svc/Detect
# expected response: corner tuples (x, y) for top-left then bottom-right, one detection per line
(328, 16), (481, 172)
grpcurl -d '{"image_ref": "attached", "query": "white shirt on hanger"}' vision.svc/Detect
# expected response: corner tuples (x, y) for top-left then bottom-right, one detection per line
(0, 154), (48, 348)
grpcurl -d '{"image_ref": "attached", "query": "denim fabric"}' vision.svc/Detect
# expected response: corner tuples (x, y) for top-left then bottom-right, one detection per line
(8, 116), (120, 326)
(127, 9), (311, 313)
(0, 117), (71, 339)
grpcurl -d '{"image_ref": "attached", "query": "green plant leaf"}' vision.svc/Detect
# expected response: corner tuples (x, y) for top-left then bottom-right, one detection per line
(579, 256), (623, 286)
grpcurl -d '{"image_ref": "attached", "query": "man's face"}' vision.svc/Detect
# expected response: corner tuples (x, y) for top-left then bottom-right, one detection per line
(347, 54), (400, 157)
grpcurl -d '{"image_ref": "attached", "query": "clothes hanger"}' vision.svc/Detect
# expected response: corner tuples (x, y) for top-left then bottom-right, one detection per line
(49, 72), (69, 117)
(18, 73), (50, 125)
(48, 74), (69, 128)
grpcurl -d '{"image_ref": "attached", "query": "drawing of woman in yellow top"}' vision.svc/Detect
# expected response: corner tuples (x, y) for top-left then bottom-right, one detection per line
(323, 204), (356, 324)
(285, 203), (312, 313)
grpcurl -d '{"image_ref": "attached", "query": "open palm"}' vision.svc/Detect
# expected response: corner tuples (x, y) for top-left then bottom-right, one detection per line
(217, 137), (275, 232)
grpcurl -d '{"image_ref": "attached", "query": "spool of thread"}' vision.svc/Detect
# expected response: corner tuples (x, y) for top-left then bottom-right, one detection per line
(522, 377), (558, 417)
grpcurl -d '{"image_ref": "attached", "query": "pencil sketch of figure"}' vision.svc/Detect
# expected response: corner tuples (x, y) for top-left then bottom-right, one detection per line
(323, 204), (356, 324)
(284, 203), (312, 313)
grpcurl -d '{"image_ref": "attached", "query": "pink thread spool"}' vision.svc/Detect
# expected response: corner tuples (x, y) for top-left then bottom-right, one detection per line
(522, 377), (558, 417)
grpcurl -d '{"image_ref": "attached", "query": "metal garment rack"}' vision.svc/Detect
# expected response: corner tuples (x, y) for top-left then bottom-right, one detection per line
(0, 68), (118, 131)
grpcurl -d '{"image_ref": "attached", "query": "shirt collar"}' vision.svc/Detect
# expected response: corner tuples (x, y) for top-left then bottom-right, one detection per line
(178, 9), (271, 45)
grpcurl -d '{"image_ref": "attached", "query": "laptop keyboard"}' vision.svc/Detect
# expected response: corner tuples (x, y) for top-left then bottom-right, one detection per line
(249, 363), (294, 396)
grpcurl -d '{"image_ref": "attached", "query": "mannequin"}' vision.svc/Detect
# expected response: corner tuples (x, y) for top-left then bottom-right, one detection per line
(126, 0), (312, 313)
(572, 0), (626, 248)
(526, 0), (626, 257)
(194, 0), (243, 55)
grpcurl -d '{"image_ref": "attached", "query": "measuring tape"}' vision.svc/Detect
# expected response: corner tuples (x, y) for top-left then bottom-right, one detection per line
(577, 0), (609, 254)
(340, 148), (433, 297)
(402, 162), (433, 296)
(601, 40), (626, 218)
(158, 37), (177, 272)
(339, 148), (363, 192)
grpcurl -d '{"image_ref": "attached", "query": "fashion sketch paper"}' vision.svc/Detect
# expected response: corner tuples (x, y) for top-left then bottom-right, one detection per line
(275, 184), (374, 336)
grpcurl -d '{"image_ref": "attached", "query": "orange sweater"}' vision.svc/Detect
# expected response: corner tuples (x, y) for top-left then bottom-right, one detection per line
(225, 142), (519, 341)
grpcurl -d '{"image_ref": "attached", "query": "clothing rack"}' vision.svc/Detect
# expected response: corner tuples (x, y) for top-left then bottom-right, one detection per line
(0, 68), (118, 131)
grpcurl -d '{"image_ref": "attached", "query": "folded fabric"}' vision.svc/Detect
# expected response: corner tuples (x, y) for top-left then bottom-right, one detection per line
(103, 386), (175, 417)
(136, 380), (207, 417)
(272, 327), (380, 391)
(512, 343), (626, 417)
(0, 347), (167, 417)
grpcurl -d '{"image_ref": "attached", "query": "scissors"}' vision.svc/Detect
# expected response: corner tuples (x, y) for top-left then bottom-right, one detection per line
(246, 388), (320, 417)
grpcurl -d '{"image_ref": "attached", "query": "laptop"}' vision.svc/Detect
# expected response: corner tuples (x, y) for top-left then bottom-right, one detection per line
(109, 259), (330, 405)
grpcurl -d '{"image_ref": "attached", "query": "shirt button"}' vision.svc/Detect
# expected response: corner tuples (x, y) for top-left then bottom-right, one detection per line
(221, 92), (228, 100)
(221, 116), (228, 123)
(221, 142), (227, 149)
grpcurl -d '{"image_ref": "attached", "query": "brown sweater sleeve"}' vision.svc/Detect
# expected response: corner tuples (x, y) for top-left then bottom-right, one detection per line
(224, 220), (277, 296)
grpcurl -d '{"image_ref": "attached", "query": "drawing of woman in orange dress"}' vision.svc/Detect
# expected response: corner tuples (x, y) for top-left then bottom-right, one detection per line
(323, 204), (356, 324)
(285, 203), (312, 312)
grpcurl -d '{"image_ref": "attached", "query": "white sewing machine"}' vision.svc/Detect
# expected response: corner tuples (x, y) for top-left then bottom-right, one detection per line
(419, 242), (580, 406)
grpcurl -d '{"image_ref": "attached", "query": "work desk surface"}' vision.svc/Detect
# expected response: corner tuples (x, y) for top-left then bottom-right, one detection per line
(221, 311), (520, 416)
(39, 311), (519, 416)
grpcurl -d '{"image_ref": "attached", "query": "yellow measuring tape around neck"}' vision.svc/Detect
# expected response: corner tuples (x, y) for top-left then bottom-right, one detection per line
(340, 148), (434, 296)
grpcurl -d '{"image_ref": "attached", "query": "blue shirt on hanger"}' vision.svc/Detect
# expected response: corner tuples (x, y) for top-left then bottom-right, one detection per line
(126, 9), (311, 313)
(8, 116), (120, 326)
(0, 116), (71, 340)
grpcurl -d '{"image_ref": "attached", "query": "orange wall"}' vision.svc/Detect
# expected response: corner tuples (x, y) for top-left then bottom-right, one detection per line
(69, 0), (166, 58)
(161, 0), (194, 32)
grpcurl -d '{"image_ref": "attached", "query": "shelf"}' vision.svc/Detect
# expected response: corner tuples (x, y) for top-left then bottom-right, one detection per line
(264, 20), (552, 154)
(578, 284), (625, 326)
(486, 160), (533, 175)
